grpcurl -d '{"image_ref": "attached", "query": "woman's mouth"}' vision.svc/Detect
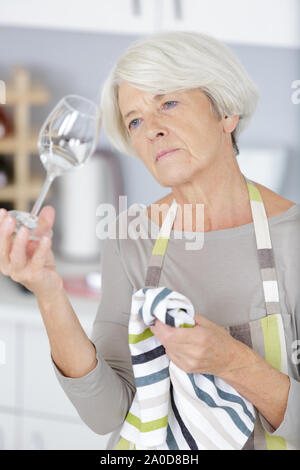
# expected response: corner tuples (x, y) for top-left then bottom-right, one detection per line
(156, 149), (180, 162)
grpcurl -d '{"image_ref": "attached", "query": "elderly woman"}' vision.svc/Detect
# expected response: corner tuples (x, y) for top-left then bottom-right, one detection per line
(0, 31), (299, 450)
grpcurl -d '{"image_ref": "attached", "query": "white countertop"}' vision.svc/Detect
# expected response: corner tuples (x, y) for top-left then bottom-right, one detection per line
(0, 255), (101, 329)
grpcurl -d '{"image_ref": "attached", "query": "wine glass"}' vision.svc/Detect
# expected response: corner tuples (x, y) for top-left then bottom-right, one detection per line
(8, 95), (101, 241)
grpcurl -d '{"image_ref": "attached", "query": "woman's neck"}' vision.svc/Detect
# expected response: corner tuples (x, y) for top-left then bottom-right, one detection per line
(151, 169), (251, 232)
(147, 176), (295, 233)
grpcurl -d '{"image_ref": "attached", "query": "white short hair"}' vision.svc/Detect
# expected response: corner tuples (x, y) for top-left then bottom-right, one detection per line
(100, 30), (260, 157)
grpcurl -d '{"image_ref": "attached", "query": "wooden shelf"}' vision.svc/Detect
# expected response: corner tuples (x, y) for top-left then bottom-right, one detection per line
(5, 85), (50, 106)
(0, 66), (51, 212)
(0, 176), (47, 201)
(0, 130), (39, 154)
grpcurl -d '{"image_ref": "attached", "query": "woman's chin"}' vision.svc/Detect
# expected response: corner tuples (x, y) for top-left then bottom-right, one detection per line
(156, 171), (192, 187)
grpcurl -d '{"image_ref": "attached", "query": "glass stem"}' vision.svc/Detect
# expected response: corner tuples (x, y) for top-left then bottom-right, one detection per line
(30, 172), (56, 219)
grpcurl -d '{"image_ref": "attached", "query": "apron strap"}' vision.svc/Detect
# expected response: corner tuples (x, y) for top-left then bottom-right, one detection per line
(145, 198), (177, 287)
(145, 175), (282, 316)
(243, 175), (282, 316)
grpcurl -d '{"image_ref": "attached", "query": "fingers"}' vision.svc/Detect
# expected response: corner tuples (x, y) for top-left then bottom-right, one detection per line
(33, 206), (55, 240)
(38, 206), (55, 231)
(0, 206), (52, 275)
(150, 319), (182, 343)
(194, 314), (215, 328)
(39, 205), (55, 227)
(31, 236), (52, 271)
(0, 213), (15, 276)
(26, 239), (40, 258)
(151, 318), (198, 346)
(9, 225), (30, 271)
(0, 208), (7, 221)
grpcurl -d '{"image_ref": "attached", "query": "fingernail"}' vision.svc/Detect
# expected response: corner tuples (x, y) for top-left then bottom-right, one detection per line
(4, 216), (13, 228)
(19, 226), (27, 237)
(0, 209), (6, 221)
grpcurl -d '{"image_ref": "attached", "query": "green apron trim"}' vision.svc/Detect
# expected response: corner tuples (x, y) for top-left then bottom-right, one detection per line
(260, 314), (287, 450)
(129, 328), (154, 345)
(260, 315), (282, 371)
(115, 437), (131, 450)
(247, 183), (263, 202)
(153, 237), (169, 256)
(126, 412), (169, 432)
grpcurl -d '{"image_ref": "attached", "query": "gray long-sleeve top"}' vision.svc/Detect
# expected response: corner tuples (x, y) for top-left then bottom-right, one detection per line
(51, 202), (300, 449)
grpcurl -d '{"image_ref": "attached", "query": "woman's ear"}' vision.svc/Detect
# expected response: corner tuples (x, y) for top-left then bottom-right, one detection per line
(223, 114), (239, 133)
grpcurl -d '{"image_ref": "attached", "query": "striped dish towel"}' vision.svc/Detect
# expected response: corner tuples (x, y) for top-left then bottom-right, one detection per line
(118, 286), (256, 450)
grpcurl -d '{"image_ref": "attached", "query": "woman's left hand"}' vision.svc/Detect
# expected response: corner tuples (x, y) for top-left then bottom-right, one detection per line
(149, 314), (247, 377)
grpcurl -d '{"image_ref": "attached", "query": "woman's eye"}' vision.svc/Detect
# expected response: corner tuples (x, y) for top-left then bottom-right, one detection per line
(128, 101), (178, 131)
(128, 118), (140, 130)
(163, 101), (178, 109)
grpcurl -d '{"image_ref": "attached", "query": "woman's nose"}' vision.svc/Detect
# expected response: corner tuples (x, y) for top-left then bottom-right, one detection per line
(145, 117), (168, 141)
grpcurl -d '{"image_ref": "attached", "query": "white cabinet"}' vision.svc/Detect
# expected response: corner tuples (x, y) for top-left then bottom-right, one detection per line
(0, 272), (112, 450)
(0, 0), (298, 47)
(0, 413), (16, 450)
(0, 321), (17, 408)
(160, 0), (300, 48)
(21, 416), (109, 450)
(23, 322), (80, 418)
(0, 0), (158, 34)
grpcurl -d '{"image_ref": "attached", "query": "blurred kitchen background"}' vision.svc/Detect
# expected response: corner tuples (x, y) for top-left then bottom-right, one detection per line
(0, 0), (299, 451)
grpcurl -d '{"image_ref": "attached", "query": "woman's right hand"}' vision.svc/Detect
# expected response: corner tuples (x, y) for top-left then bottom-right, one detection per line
(0, 205), (64, 299)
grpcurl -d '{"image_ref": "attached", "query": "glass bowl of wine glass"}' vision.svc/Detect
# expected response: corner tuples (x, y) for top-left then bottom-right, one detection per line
(8, 94), (101, 241)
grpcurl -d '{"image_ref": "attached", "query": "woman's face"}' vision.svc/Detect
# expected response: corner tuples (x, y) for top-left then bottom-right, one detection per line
(118, 82), (238, 187)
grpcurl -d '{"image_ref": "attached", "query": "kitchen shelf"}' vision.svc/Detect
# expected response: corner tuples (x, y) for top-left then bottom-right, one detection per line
(0, 66), (51, 212)
(5, 86), (50, 105)
(0, 175), (45, 201)
(0, 129), (39, 154)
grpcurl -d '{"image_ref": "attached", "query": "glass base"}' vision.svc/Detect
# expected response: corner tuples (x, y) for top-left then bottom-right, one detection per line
(8, 210), (53, 242)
